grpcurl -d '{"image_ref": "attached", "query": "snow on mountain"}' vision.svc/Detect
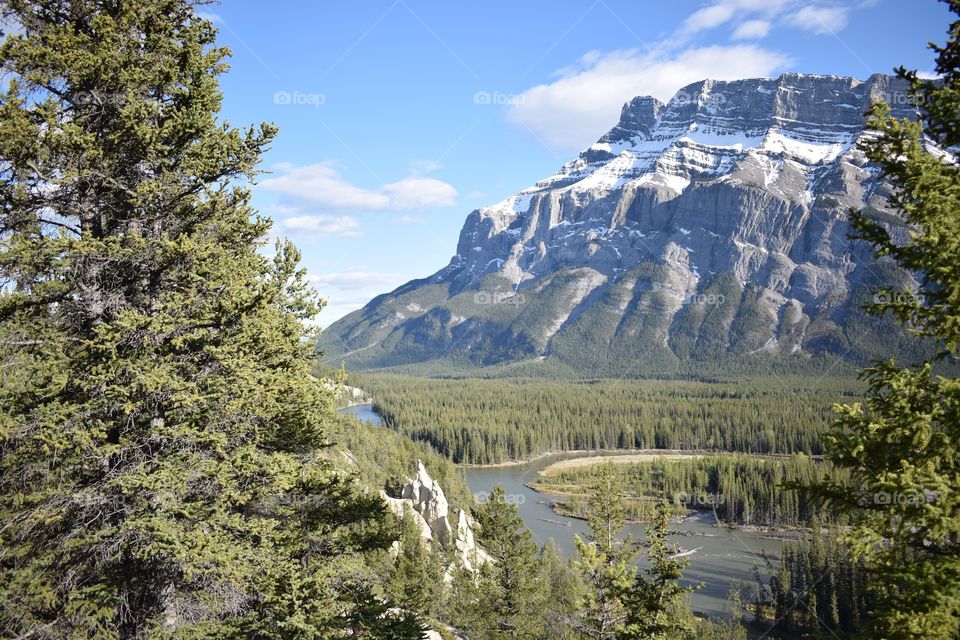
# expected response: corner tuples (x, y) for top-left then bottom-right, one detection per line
(318, 73), (931, 375)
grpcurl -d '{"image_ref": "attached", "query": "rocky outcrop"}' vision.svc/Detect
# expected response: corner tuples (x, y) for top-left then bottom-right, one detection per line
(319, 73), (931, 374)
(382, 460), (491, 577)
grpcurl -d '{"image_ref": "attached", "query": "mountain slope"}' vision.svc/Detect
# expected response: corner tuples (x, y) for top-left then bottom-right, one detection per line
(319, 73), (931, 376)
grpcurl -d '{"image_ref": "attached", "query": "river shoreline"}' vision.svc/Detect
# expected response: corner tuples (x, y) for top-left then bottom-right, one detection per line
(459, 447), (819, 468)
(534, 490), (807, 541)
(459, 447), (714, 468)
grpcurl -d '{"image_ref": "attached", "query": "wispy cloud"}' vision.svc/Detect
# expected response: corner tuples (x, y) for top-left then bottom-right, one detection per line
(505, 0), (868, 152)
(731, 19), (772, 40)
(680, 3), (738, 36)
(309, 271), (408, 326)
(281, 214), (362, 238)
(786, 5), (850, 35)
(259, 161), (458, 212)
(508, 45), (791, 151)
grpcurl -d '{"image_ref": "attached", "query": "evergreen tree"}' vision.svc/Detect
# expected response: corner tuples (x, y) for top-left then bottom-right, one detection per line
(539, 539), (586, 640)
(572, 464), (637, 639)
(811, 2), (960, 637)
(385, 506), (443, 621)
(470, 485), (546, 639)
(621, 502), (696, 640)
(0, 1), (402, 637)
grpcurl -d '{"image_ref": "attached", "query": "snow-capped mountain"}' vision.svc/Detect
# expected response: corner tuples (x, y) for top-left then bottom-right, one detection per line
(318, 73), (928, 375)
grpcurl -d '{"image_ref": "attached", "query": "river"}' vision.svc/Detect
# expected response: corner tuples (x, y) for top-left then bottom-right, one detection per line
(338, 403), (783, 618)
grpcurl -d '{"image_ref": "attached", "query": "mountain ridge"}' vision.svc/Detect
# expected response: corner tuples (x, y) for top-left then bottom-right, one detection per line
(319, 72), (931, 376)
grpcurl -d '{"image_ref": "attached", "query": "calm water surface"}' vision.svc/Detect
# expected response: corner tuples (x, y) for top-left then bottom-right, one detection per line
(338, 403), (783, 617)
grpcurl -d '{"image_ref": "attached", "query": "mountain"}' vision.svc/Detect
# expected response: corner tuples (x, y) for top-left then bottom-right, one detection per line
(319, 73), (930, 377)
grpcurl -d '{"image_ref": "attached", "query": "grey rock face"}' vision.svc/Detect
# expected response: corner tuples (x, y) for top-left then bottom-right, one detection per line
(382, 461), (491, 576)
(319, 73), (927, 373)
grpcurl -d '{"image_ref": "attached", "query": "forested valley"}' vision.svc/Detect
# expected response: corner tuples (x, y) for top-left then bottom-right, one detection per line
(0, 1), (958, 639)
(359, 375), (857, 464)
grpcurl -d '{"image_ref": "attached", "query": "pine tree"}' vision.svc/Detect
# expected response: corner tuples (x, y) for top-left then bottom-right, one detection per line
(572, 464), (637, 639)
(621, 501), (696, 640)
(385, 506), (443, 621)
(539, 539), (586, 640)
(470, 485), (546, 639)
(0, 1), (402, 637)
(810, 2), (960, 637)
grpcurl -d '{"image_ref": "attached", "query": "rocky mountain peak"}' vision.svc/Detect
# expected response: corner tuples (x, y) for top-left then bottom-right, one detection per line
(319, 73), (932, 375)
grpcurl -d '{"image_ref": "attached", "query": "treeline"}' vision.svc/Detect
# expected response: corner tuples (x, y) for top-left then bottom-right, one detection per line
(534, 453), (846, 527)
(358, 375), (860, 464)
(752, 527), (872, 636)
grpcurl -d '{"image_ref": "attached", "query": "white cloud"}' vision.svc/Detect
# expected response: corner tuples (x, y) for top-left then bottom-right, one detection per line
(409, 159), (442, 175)
(731, 19), (771, 40)
(382, 177), (458, 209)
(681, 4), (737, 35)
(309, 271), (403, 288)
(507, 45), (791, 152)
(259, 162), (458, 211)
(282, 214), (361, 238)
(504, 0), (875, 152)
(785, 5), (850, 35)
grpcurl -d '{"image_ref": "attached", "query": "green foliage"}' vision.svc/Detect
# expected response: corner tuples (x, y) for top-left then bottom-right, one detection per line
(385, 506), (444, 622)
(753, 526), (871, 636)
(534, 453), (844, 527)
(326, 411), (474, 511)
(360, 375), (859, 464)
(459, 485), (546, 639)
(539, 539), (587, 640)
(806, 3), (960, 637)
(0, 3), (407, 637)
(571, 465), (638, 639)
(621, 502), (697, 640)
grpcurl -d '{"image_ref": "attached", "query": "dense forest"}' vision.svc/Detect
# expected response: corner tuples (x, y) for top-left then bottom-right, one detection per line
(531, 453), (845, 527)
(751, 527), (873, 636)
(0, 0), (958, 638)
(359, 375), (859, 464)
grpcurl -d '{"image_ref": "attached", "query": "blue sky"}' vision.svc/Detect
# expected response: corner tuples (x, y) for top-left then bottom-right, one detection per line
(205, 0), (952, 325)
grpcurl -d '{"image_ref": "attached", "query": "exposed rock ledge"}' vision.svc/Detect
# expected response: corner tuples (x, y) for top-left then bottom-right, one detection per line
(382, 460), (491, 578)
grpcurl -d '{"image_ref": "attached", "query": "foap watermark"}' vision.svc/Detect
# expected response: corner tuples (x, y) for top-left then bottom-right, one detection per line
(651, 282), (724, 307)
(73, 91), (126, 107)
(473, 90), (525, 106)
(273, 90), (326, 108)
(673, 491), (725, 508)
(873, 291), (926, 306)
(683, 292), (725, 306)
(672, 89), (725, 107)
(474, 490), (526, 506)
(881, 89), (930, 110)
(473, 290), (526, 306)
(859, 490), (936, 507)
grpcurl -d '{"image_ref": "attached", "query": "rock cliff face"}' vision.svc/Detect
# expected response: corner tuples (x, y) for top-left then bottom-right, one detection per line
(382, 461), (490, 576)
(320, 73), (931, 375)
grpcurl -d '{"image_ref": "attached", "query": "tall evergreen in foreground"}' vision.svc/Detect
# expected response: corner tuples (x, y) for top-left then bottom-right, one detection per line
(812, 2), (960, 637)
(571, 464), (637, 640)
(621, 502), (696, 640)
(0, 1), (398, 637)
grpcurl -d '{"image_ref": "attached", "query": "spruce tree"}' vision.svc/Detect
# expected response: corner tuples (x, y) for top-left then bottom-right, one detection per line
(811, 1), (960, 637)
(621, 502), (696, 640)
(539, 539), (586, 640)
(470, 485), (546, 640)
(572, 464), (637, 640)
(0, 1), (399, 637)
(385, 506), (442, 621)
